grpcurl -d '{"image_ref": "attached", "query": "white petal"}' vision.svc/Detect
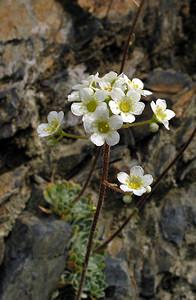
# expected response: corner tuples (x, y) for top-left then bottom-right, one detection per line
(150, 101), (156, 114)
(90, 133), (105, 146)
(165, 109), (175, 120)
(68, 91), (80, 102)
(130, 166), (144, 177)
(132, 78), (144, 89)
(127, 90), (141, 102)
(142, 89), (152, 96)
(133, 102), (145, 115)
(109, 115), (123, 130)
(71, 103), (84, 116)
(57, 111), (64, 123)
(117, 172), (129, 184)
(162, 120), (169, 130)
(83, 116), (93, 133)
(132, 187), (146, 196)
(99, 80), (110, 90)
(143, 174), (153, 186)
(121, 113), (135, 123)
(93, 106), (109, 119)
(95, 90), (107, 102)
(111, 88), (125, 101)
(80, 88), (94, 101)
(105, 131), (120, 146)
(37, 123), (50, 137)
(109, 101), (121, 115)
(97, 102), (108, 111)
(120, 184), (132, 192)
(103, 71), (118, 82)
(156, 99), (167, 110)
(47, 111), (58, 123)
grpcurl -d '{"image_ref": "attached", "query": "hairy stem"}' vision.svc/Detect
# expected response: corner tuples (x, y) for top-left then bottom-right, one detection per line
(73, 148), (101, 204)
(61, 131), (87, 140)
(104, 180), (125, 194)
(123, 119), (153, 128)
(95, 128), (196, 252)
(75, 144), (110, 300)
(75, 1), (147, 298)
(119, 0), (146, 73)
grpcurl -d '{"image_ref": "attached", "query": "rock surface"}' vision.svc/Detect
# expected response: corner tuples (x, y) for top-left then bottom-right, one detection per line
(0, 212), (71, 300)
(0, 0), (195, 299)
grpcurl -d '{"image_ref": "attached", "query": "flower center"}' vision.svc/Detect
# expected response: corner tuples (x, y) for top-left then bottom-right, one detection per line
(98, 121), (110, 133)
(127, 175), (143, 190)
(156, 107), (167, 120)
(86, 100), (97, 112)
(105, 86), (112, 92)
(46, 119), (59, 133)
(119, 100), (131, 113)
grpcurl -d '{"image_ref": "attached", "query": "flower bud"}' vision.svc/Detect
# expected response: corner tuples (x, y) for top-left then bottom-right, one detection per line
(122, 194), (133, 204)
(149, 122), (159, 132)
(146, 186), (152, 193)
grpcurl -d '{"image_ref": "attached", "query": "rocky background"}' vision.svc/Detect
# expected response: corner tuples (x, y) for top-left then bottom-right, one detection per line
(0, 0), (195, 299)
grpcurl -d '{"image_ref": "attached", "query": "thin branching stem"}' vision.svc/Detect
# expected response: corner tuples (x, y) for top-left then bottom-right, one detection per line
(75, 144), (110, 300)
(104, 180), (126, 194)
(123, 119), (153, 128)
(75, 1), (147, 298)
(104, 0), (114, 20)
(95, 128), (196, 252)
(72, 148), (101, 204)
(119, 0), (146, 73)
(61, 131), (87, 140)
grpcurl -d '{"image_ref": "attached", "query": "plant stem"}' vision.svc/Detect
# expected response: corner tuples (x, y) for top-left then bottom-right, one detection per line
(72, 148), (101, 204)
(104, 0), (114, 20)
(75, 1), (147, 298)
(104, 180), (125, 194)
(74, 144), (110, 300)
(95, 127), (196, 252)
(123, 119), (153, 128)
(119, 0), (146, 73)
(61, 131), (88, 140)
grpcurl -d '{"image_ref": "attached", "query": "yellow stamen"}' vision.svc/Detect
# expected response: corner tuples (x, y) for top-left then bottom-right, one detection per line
(127, 175), (143, 189)
(86, 100), (97, 112)
(98, 121), (110, 133)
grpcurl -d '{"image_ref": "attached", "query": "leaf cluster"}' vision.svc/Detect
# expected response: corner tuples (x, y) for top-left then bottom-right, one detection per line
(44, 181), (106, 299)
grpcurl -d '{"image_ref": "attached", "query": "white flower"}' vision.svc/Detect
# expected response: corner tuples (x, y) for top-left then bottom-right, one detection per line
(98, 71), (125, 95)
(71, 87), (107, 118)
(150, 99), (175, 130)
(109, 88), (145, 123)
(68, 90), (80, 102)
(84, 107), (123, 146)
(37, 111), (64, 137)
(117, 166), (153, 196)
(72, 72), (100, 91)
(123, 75), (152, 96)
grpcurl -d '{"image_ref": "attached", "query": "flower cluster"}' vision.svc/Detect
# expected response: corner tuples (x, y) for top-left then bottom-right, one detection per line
(68, 72), (152, 146)
(37, 72), (175, 147)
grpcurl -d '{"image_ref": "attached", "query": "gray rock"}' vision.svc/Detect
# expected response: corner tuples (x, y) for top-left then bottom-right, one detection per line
(140, 259), (156, 298)
(104, 256), (133, 300)
(160, 204), (186, 246)
(0, 212), (71, 300)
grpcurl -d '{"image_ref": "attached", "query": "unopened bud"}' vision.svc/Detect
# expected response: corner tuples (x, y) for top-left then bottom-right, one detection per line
(123, 194), (133, 204)
(149, 122), (159, 132)
(146, 186), (152, 193)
